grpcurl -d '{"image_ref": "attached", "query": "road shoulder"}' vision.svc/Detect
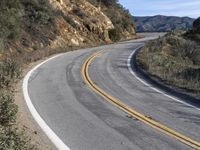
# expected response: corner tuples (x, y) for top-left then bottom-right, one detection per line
(15, 59), (55, 150)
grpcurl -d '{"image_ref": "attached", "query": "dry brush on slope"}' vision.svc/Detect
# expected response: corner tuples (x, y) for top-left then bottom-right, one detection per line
(137, 19), (200, 98)
(0, 0), (136, 56)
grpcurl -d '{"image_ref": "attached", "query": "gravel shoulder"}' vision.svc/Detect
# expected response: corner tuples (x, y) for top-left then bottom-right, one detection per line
(15, 58), (57, 150)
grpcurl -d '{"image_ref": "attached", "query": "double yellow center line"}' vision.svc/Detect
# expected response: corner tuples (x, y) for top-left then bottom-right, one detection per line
(81, 50), (200, 149)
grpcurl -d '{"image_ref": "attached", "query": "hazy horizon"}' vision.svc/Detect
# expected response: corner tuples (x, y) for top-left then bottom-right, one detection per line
(133, 15), (195, 19)
(119, 0), (200, 18)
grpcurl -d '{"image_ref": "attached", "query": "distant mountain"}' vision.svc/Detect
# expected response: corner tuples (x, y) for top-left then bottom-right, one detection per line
(133, 15), (195, 32)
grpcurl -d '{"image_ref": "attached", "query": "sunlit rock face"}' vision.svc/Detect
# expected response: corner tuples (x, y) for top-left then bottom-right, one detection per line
(47, 0), (114, 48)
(5, 0), (135, 53)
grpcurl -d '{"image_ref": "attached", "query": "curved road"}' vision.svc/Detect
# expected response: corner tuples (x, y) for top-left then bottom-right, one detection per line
(25, 33), (200, 150)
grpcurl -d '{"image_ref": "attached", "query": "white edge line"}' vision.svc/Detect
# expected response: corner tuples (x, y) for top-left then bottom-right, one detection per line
(22, 54), (71, 150)
(127, 46), (200, 111)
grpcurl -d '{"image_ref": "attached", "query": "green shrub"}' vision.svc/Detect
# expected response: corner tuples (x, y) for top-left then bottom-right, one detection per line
(193, 17), (200, 33)
(108, 28), (121, 42)
(178, 68), (200, 81)
(0, 91), (29, 149)
(0, 126), (28, 149)
(34, 11), (53, 25)
(0, 59), (22, 89)
(28, 9), (54, 25)
(176, 40), (200, 65)
(0, 39), (4, 52)
(22, 0), (54, 25)
(185, 17), (200, 42)
(0, 0), (21, 42)
(0, 92), (18, 126)
(0, 0), (20, 9)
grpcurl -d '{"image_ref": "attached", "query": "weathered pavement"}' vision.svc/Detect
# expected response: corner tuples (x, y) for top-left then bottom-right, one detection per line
(26, 33), (200, 150)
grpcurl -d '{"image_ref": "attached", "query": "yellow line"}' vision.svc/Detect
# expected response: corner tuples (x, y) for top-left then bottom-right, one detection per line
(81, 50), (200, 150)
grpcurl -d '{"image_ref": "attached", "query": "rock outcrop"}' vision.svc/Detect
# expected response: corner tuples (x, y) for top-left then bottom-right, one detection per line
(1, 0), (136, 53)
(44, 0), (115, 48)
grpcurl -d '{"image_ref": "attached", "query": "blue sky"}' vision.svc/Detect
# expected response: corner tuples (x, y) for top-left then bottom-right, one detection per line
(118, 0), (200, 18)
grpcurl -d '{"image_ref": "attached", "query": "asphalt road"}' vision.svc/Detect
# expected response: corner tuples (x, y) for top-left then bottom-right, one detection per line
(26, 33), (200, 150)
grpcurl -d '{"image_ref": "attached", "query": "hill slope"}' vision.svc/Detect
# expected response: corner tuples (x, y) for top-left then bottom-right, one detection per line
(0, 0), (136, 56)
(137, 17), (200, 99)
(133, 15), (194, 32)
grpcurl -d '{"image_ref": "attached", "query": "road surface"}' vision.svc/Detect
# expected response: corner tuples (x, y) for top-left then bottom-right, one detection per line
(24, 33), (200, 150)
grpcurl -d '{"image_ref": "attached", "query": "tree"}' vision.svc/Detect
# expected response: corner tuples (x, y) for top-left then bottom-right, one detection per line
(94, 0), (118, 6)
(193, 17), (200, 33)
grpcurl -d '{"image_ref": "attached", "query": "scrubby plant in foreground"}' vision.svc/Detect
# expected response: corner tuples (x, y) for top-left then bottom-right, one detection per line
(0, 59), (22, 89)
(0, 91), (29, 149)
(0, 126), (28, 149)
(0, 92), (18, 126)
(0, 58), (28, 149)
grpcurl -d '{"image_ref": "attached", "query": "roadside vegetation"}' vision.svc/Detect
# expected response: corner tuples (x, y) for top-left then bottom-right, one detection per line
(0, 0), (30, 149)
(137, 17), (200, 98)
(0, 0), (136, 148)
(185, 17), (200, 43)
(0, 0), (62, 149)
(0, 59), (30, 149)
(0, 0), (21, 51)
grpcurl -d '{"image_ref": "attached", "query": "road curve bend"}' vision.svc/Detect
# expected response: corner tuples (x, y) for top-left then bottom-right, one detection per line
(23, 33), (200, 150)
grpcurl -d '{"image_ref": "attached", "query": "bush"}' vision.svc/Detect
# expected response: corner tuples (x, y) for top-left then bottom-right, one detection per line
(34, 10), (53, 25)
(108, 28), (121, 42)
(176, 40), (200, 65)
(0, 126), (28, 149)
(185, 17), (200, 42)
(0, 39), (4, 52)
(0, 92), (18, 126)
(193, 17), (200, 33)
(178, 68), (200, 81)
(0, 0), (21, 43)
(0, 90), (28, 149)
(97, 0), (118, 7)
(22, 0), (54, 25)
(0, 59), (22, 89)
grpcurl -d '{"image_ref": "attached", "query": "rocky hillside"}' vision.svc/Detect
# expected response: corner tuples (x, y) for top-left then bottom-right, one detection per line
(88, 0), (136, 39)
(0, 0), (136, 56)
(133, 15), (194, 32)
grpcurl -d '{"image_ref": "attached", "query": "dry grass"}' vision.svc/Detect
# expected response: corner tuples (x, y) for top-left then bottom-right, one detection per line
(137, 31), (200, 97)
